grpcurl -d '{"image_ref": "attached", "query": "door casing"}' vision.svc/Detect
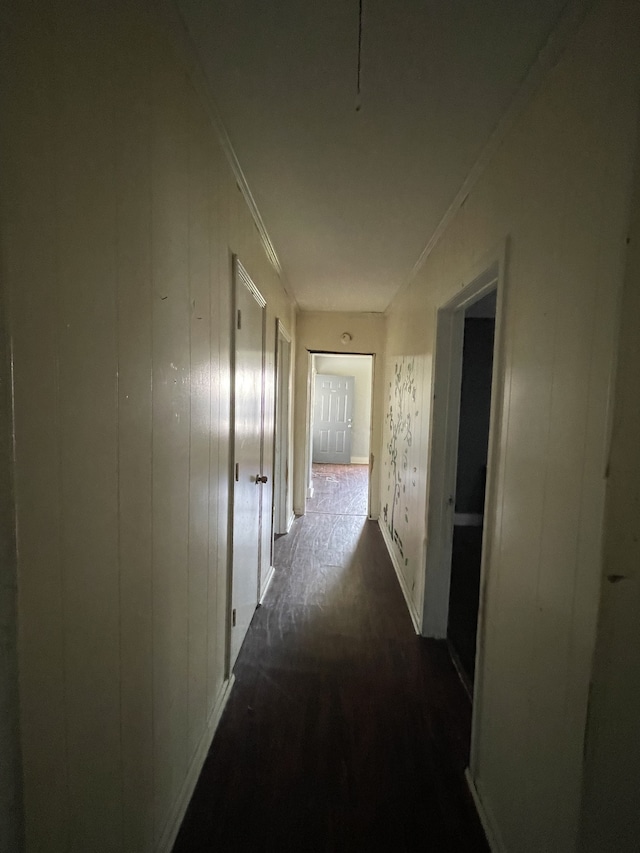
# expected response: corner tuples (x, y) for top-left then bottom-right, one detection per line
(273, 320), (292, 536)
(420, 244), (507, 777)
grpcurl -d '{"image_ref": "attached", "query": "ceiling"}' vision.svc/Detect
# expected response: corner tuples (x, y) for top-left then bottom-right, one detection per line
(176, 0), (568, 313)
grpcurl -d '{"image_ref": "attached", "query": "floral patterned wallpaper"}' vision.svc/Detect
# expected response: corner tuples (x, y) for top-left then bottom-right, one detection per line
(381, 354), (431, 618)
(382, 357), (419, 565)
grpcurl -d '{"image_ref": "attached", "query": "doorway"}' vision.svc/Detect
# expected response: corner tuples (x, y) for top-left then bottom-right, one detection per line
(307, 353), (374, 517)
(447, 292), (496, 690)
(422, 254), (504, 718)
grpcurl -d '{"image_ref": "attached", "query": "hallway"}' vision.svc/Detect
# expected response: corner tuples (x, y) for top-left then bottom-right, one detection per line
(174, 467), (488, 851)
(3, 2), (639, 848)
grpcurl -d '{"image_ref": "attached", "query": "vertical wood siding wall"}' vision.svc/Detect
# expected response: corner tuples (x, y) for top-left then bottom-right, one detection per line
(381, 1), (639, 849)
(580, 108), (640, 851)
(0, 1), (294, 849)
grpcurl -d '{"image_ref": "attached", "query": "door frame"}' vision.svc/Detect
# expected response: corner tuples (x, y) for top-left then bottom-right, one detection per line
(227, 255), (267, 674)
(273, 319), (293, 537)
(421, 244), (507, 763)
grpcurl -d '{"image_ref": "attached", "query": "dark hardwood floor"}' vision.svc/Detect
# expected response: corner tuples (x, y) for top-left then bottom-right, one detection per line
(447, 525), (484, 690)
(174, 466), (488, 852)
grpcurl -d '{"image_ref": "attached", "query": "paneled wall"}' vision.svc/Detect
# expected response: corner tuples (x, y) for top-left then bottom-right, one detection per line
(381, 0), (639, 849)
(294, 312), (385, 518)
(579, 114), (640, 851)
(0, 1), (294, 850)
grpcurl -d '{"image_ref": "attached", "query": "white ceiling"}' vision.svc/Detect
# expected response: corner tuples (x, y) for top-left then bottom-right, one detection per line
(176, 0), (568, 313)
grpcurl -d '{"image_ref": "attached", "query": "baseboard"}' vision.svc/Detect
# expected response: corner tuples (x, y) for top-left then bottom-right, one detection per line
(157, 674), (236, 853)
(307, 485), (314, 498)
(350, 456), (369, 465)
(465, 768), (506, 853)
(286, 511), (296, 532)
(378, 521), (421, 634)
(260, 564), (275, 603)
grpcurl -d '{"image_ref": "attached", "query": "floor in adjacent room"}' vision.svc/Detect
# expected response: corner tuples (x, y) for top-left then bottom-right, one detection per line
(174, 463), (488, 852)
(306, 462), (369, 517)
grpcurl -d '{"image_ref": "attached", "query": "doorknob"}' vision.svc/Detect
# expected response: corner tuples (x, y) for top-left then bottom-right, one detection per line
(256, 475), (268, 484)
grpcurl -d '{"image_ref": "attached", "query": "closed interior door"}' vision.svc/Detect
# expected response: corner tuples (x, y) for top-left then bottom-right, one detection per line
(312, 374), (354, 464)
(231, 262), (266, 669)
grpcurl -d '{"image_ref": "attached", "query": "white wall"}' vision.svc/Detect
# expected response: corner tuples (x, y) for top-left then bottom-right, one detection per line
(0, 1), (294, 850)
(0, 288), (23, 849)
(314, 355), (372, 463)
(294, 311), (385, 518)
(579, 113), (640, 852)
(381, 0), (639, 849)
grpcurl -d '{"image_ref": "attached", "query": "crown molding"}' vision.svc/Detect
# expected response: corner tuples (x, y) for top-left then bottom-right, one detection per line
(153, 0), (298, 308)
(386, 0), (595, 316)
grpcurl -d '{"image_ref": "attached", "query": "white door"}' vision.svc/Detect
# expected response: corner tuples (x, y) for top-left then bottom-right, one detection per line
(312, 374), (354, 464)
(230, 260), (266, 669)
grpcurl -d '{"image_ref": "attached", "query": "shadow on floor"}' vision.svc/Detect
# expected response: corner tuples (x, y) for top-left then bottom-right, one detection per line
(174, 509), (488, 852)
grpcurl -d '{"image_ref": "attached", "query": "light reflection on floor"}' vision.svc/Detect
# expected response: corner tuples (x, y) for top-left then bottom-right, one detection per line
(307, 463), (368, 517)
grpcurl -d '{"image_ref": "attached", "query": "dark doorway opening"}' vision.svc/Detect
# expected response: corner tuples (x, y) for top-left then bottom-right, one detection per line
(447, 292), (496, 691)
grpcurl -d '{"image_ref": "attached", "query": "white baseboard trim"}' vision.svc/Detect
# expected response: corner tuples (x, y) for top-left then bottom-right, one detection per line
(378, 521), (421, 634)
(307, 485), (314, 498)
(350, 456), (369, 465)
(465, 768), (506, 853)
(275, 512), (296, 535)
(157, 674), (236, 853)
(260, 565), (275, 603)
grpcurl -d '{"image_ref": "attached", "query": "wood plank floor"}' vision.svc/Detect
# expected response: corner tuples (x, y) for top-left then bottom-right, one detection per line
(174, 468), (488, 852)
(308, 463), (369, 516)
